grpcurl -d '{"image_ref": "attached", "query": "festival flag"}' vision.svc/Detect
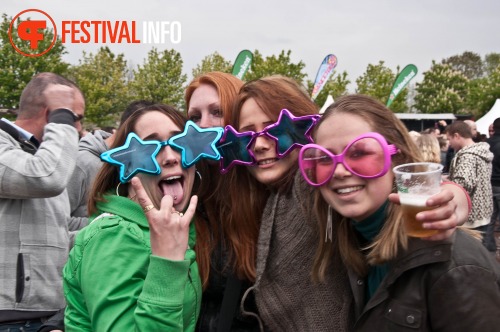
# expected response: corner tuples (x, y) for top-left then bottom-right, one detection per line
(311, 54), (338, 101)
(386, 64), (418, 107)
(232, 50), (253, 80)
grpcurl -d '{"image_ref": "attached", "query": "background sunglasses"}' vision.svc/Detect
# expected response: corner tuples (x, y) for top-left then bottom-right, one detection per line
(299, 132), (398, 187)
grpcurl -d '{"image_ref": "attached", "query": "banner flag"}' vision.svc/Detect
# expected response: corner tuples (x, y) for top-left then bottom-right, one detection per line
(386, 64), (418, 107)
(232, 50), (253, 80)
(311, 54), (338, 101)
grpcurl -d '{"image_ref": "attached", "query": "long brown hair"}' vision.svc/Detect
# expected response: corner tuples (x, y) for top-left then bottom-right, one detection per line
(231, 75), (319, 192)
(223, 75), (319, 282)
(311, 94), (423, 281)
(88, 104), (186, 215)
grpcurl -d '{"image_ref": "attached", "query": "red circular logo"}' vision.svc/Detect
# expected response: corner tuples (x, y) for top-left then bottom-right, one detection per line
(8, 9), (57, 57)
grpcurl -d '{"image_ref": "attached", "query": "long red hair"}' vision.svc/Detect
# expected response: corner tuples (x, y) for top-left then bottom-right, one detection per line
(185, 72), (257, 287)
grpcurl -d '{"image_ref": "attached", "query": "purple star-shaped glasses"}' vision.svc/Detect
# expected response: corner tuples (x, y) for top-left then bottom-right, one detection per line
(216, 109), (319, 173)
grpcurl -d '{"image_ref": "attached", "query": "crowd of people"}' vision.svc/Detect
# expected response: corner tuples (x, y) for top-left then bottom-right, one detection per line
(1, 71), (499, 332)
(411, 118), (500, 254)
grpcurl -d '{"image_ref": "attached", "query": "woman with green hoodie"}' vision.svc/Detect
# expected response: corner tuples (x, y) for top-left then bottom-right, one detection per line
(63, 104), (201, 331)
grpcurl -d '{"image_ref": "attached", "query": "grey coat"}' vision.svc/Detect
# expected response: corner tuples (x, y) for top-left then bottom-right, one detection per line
(243, 172), (353, 331)
(66, 130), (111, 217)
(0, 121), (78, 318)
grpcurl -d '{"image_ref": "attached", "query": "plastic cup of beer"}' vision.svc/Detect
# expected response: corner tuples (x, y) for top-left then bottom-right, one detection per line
(393, 162), (443, 238)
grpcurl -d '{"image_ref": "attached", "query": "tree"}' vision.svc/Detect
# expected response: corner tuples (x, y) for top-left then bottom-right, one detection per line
(69, 47), (130, 127)
(0, 14), (69, 109)
(442, 51), (483, 80)
(307, 71), (350, 107)
(129, 48), (187, 109)
(484, 52), (500, 77)
(245, 50), (307, 84)
(355, 61), (409, 112)
(192, 51), (232, 78)
(461, 52), (500, 118)
(414, 61), (469, 114)
(466, 65), (500, 118)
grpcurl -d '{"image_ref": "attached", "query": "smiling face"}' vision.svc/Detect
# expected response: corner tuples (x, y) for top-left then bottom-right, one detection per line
(239, 98), (297, 185)
(315, 112), (394, 221)
(187, 83), (223, 128)
(132, 111), (195, 211)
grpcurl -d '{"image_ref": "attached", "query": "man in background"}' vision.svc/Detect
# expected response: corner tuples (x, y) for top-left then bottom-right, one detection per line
(446, 121), (495, 252)
(464, 119), (480, 142)
(0, 73), (85, 331)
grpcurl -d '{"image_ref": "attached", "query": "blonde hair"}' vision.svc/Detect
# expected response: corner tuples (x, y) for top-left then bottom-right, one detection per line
(415, 134), (441, 163)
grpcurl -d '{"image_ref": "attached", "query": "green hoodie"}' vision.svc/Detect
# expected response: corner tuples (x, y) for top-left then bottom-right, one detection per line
(63, 194), (201, 331)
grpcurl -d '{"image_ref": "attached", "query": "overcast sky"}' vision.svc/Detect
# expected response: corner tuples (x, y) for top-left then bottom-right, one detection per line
(4, 0), (500, 89)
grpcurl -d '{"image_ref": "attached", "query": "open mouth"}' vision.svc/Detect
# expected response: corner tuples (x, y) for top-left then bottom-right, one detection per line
(159, 175), (185, 204)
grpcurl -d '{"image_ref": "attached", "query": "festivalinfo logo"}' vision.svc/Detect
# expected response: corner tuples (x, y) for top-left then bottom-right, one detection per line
(9, 9), (182, 57)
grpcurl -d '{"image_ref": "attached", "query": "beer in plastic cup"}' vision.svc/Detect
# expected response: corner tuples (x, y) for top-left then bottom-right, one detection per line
(393, 162), (443, 238)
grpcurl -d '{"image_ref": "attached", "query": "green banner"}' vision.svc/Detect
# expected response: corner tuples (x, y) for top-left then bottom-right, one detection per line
(232, 50), (253, 80)
(386, 64), (417, 107)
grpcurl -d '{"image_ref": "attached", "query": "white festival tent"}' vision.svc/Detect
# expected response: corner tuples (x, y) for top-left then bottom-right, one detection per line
(476, 99), (500, 137)
(319, 95), (334, 114)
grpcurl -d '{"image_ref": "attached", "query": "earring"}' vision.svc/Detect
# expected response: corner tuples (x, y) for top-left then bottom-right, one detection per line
(116, 182), (122, 196)
(116, 181), (136, 201)
(191, 169), (203, 196)
(326, 205), (333, 242)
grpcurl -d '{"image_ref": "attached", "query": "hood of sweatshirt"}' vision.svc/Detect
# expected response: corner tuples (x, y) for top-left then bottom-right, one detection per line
(456, 142), (493, 163)
(78, 130), (112, 158)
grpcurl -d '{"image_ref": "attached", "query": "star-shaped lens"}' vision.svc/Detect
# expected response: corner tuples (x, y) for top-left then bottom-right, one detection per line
(217, 125), (255, 174)
(100, 133), (162, 183)
(266, 109), (319, 158)
(169, 121), (224, 168)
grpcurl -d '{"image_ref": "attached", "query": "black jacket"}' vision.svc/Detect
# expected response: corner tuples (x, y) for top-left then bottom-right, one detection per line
(350, 230), (500, 331)
(196, 240), (259, 332)
(487, 133), (500, 186)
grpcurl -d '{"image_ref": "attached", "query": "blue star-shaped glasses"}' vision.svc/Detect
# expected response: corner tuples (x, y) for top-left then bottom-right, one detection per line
(216, 109), (319, 173)
(101, 121), (223, 183)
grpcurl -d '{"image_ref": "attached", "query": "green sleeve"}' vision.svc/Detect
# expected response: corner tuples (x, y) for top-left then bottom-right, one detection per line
(73, 219), (193, 331)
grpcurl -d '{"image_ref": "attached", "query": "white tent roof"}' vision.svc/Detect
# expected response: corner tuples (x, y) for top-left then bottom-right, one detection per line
(476, 99), (500, 137)
(396, 113), (456, 120)
(319, 95), (334, 114)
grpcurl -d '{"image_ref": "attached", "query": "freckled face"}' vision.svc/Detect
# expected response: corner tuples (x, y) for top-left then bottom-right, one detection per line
(187, 84), (223, 128)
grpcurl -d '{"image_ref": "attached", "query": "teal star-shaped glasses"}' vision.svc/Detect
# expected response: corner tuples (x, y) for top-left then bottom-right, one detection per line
(169, 121), (224, 168)
(100, 133), (162, 183)
(101, 121), (224, 183)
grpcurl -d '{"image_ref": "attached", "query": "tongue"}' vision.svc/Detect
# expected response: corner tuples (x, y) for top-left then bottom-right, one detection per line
(161, 180), (184, 204)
